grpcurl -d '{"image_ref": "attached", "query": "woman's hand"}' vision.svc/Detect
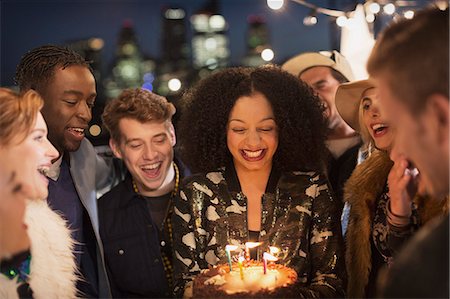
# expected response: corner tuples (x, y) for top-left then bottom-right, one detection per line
(388, 154), (414, 218)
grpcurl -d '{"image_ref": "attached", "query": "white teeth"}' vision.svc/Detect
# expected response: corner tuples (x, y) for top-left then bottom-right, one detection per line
(141, 163), (160, 170)
(372, 123), (387, 130)
(38, 167), (49, 176)
(69, 128), (84, 133)
(244, 150), (263, 158)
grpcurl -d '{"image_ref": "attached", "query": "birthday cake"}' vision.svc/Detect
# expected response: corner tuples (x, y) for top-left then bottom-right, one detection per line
(192, 260), (297, 298)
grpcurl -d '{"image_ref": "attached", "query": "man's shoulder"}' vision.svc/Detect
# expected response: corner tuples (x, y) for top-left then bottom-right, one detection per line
(381, 215), (449, 297)
(98, 179), (131, 207)
(69, 138), (98, 164)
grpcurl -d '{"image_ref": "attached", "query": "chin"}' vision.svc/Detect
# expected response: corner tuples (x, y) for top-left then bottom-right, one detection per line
(33, 188), (48, 200)
(64, 141), (83, 153)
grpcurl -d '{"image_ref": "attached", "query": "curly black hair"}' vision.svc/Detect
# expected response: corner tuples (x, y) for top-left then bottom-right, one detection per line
(15, 45), (92, 93)
(178, 65), (328, 173)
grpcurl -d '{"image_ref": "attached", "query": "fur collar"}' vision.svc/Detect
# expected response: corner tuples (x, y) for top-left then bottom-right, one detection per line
(344, 150), (449, 298)
(344, 150), (392, 298)
(0, 200), (78, 299)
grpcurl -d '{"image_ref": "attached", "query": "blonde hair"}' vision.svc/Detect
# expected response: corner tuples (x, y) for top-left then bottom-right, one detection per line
(0, 88), (43, 146)
(357, 100), (374, 157)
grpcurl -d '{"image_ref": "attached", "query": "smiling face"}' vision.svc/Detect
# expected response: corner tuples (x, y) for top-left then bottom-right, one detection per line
(8, 112), (59, 200)
(0, 159), (30, 258)
(110, 118), (176, 197)
(0, 111), (58, 258)
(360, 87), (395, 152)
(376, 76), (449, 198)
(40, 65), (96, 156)
(227, 92), (278, 173)
(300, 66), (343, 130)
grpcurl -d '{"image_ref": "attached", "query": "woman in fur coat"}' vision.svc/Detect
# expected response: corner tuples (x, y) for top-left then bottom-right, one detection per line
(335, 80), (448, 298)
(0, 89), (78, 299)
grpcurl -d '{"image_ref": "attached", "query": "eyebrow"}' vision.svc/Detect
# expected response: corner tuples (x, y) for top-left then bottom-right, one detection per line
(125, 133), (167, 144)
(228, 117), (275, 123)
(125, 138), (143, 144)
(312, 79), (327, 87)
(63, 90), (97, 98)
(31, 128), (46, 134)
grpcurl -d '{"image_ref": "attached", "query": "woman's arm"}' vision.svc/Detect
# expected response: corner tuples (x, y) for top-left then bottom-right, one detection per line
(272, 174), (346, 298)
(172, 180), (209, 297)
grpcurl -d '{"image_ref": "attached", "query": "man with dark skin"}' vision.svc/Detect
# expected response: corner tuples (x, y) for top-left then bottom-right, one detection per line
(15, 45), (114, 298)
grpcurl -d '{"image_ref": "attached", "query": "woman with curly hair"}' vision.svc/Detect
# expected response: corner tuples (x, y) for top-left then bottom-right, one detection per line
(172, 65), (345, 298)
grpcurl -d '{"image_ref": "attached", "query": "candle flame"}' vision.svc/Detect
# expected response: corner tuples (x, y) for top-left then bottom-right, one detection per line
(245, 242), (262, 249)
(269, 246), (280, 254)
(263, 252), (278, 262)
(238, 255), (245, 263)
(225, 245), (238, 251)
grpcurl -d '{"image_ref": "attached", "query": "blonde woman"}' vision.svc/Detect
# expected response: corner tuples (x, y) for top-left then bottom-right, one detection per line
(0, 89), (78, 299)
(336, 80), (448, 298)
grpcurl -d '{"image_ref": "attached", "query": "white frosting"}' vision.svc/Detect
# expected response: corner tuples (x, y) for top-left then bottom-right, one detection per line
(205, 265), (292, 295)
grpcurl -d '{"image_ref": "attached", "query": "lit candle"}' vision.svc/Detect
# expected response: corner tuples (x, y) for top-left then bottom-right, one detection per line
(244, 242), (262, 261)
(225, 245), (238, 271)
(269, 246), (280, 255)
(263, 251), (278, 275)
(238, 255), (245, 280)
(263, 253), (268, 274)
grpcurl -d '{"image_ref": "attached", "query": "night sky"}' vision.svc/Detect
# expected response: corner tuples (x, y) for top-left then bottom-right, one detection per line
(0, 0), (352, 87)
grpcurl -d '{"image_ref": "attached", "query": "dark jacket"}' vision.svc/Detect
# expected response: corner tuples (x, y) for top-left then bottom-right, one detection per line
(172, 164), (345, 298)
(98, 160), (189, 298)
(344, 150), (449, 298)
(379, 214), (449, 298)
(327, 142), (361, 213)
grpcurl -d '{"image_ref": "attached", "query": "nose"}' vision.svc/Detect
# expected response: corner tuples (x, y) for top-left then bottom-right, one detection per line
(46, 139), (59, 161)
(142, 144), (158, 160)
(369, 105), (380, 118)
(77, 101), (92, 123)
(246, 129), (261, 147)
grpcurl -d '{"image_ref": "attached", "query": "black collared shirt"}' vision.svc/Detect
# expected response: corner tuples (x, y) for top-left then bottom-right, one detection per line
(98, 175), (171, 298)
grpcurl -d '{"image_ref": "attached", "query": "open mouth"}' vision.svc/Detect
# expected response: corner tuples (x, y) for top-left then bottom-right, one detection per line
(371, 123), (389, 137)
(68, 127), (85, 136)
(240, 149), (266, 161)
(37, 166), (50, 177)
(141, 162), (162, 178)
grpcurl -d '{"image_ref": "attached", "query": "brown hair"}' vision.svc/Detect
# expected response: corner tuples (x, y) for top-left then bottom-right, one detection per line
(0, 88), (43, 146)
(102, 88), (176, 143)
(367, 7), (449, 114)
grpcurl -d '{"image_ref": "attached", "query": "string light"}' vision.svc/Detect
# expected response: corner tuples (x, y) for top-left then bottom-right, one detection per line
(267, 0), (284, 10)
(303, 9), (318, 26)
(368, 2), (381, 14)
(403, 10), (414, 19)
(383, 3), (396, 15)
(336, 15), (348, 27)
(366, 13), (375, 23)
(267, 0), (447, 27)
(261, 48), (275, 61)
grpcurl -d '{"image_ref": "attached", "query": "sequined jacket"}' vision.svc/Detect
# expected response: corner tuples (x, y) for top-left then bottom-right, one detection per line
(172, 165), (345, 298)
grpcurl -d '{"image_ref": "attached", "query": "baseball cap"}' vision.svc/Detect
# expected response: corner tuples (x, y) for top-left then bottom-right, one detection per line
(282, 50), (355, 82)
(335, 78), (376, 132)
